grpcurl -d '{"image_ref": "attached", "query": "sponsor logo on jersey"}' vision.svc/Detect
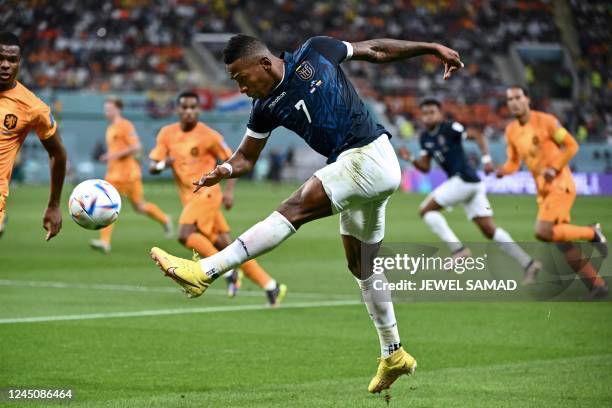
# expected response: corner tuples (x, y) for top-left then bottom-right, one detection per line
(309, 79), (323, 94)
(296, 60), (315, 81)
(268, 91), (286, 109)
(3, 114), (18, 130)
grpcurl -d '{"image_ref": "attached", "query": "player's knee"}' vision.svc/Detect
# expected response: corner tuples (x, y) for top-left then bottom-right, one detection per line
(133, 202), (146, 213)
(534, 228), (553, 242)
(479, 223), (496, 239)
(419, 208), (431, 218)
(177, 227), (194, 245)
(276, 198), (302, 229)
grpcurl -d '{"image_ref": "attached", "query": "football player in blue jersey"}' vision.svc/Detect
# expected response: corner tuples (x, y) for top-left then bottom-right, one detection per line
(398, 98), (542, 282)
(150, 34), (463, 394)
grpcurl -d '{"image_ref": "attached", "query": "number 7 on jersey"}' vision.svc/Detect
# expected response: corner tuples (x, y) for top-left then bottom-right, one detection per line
(294, 99), (312, 124)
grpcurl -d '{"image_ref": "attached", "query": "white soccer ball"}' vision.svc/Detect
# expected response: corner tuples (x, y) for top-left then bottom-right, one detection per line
(68, 179), (121, 230)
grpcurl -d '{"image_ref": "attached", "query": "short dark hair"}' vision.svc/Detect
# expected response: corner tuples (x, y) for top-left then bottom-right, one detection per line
(0, 31), (21, 51)
(177, 90), (200, 103)
(106, 96), (123, 110)
(419, 98), (442, 109)
(223, 34), (268, 65)
(508, 85), (529, 96)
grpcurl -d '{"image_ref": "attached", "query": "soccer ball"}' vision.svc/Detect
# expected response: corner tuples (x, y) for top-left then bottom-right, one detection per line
(69, 179), (121, 230)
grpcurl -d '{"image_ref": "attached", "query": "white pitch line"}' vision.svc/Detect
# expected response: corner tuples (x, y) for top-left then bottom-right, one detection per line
(0, 300), (361, 325)
(0, 279), (354, 300)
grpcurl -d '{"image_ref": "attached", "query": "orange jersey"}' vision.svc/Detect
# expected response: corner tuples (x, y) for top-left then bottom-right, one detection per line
(0, 81), (57, 196)
(105, 118), (142, 182)
(149, 122), (231, 204)
(502, 110), (578, 195)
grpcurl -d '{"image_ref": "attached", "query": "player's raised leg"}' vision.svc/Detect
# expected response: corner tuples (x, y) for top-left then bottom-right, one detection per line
(151, 175), (327, 297)
(535, 218), (608, 298)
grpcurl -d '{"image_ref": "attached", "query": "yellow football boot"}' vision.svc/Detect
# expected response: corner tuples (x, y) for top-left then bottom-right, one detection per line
(151, 247), (214, 298)
(368, 347), (417, 393)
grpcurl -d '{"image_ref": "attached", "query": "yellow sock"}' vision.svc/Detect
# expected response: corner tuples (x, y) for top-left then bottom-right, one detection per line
(185, 233), (218, 257)
(553, 224), (595, 242)
(142, 202), (169, 225)
(100, 223), (114, 245)
(240, 260), (273, 289)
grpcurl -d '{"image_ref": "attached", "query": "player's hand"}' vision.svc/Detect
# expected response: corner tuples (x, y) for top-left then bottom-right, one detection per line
(542, 167), (558, 183)
(483, 162), (494, 175)
(398, 146), (413, 162)
(193, 165), (231, 192)
(99, 153), (108, 162)
(222, 192), (234, 210)
(495, 166), (505, 178)
(165, 156), (175, 167)
(434, 44), (464, 80)
(43, 205), (62, 241)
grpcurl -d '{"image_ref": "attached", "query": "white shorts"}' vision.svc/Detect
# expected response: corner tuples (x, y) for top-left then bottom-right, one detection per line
(422, 175), (493, 220)
(314, 135), (401, 243)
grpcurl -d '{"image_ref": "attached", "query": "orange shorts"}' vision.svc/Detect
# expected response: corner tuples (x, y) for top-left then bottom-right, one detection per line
(106, 178), (144, 204)
(179, 191), (230, 242)
(536, 184), (576, 224)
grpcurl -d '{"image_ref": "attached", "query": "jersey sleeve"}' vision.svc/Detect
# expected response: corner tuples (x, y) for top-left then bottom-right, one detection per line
(123, 121), (140, 146)
(149, 129), (168, 162)
(448, 121), (467, 141)
(501, 126), (521, 175)
(31, 102), (58, 141)
(418, 136), (430, 157)
(246, 102), (277, 138)
(211, 134), (232, 162)
(309, 36), (353, 65)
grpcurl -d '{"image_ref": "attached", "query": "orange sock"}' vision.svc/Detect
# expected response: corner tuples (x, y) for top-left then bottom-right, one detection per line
(100, 223), (114, 245)
(240, 260), (273, 289)
(185, 233), (218, 257)
(552, 224), (595, 242)
(142, 202), (169, 225)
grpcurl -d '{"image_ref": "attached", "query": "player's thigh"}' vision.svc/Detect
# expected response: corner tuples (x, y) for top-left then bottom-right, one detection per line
(126, 179), (145, 208)
(340, 196), (389, 245)
(179, 196), (220, 241)
(425, 176), (474, 210)
(463, 182), (493, 220)
(314, 135), (401, 214)
(537, 189), (576, 224)
(276, 175), (333, 227)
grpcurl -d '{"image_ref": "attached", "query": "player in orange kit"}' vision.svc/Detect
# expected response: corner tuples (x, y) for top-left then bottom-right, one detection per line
(497, 86), (608, 298)
(89, 97), (172, 253)
(149, 91), (286, 306)
(0, 32), (66, 240)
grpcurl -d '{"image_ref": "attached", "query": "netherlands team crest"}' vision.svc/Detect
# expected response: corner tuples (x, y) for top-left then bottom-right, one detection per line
(4, 114), (18, 130)
(296, 61), (315, 81)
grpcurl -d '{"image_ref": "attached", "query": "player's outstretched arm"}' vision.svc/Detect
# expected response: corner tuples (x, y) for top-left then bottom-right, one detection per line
(40, 132), (67, 241)
(351, 39), (463, 79)
(466, 128), (494, 174)
(194, 135), (267, 192)
(398, 146), (431, 173)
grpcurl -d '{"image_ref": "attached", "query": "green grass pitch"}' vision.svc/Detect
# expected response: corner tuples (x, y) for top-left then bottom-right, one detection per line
(1, 181), (611, 407)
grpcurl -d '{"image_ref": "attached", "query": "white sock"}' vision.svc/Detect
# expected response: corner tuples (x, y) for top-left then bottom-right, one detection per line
(263, 279), (277, 291)
(493, 227), (532, 269)
(199, 211), (296, 278)
(356, 274), (402, 358)
(423, 211), (463, 253)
